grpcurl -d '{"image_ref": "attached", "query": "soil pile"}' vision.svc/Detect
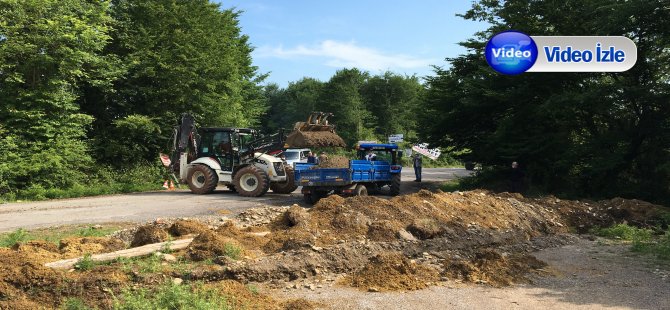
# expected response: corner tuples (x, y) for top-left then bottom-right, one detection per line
(188, 230), (243, 261)
(169, 219), (209, 236)
(60, 237), (126, 256)
(285, 130), (346, 148)
(311, 155), (350, 169)
(0, 248), (63, 309)
(345, 253), (439, 291)
(131, 224), (169, 247)
(443, 249), (547, 287)
(264, 190), (568, 252)
(216, 221), (267, 251)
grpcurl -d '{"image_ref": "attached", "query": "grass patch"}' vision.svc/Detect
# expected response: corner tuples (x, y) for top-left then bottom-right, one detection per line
(117, 254), (164, 274)
(223, 243), (242, 260)
(632, 231), (670, 260)
(591, 224), (653, 242)
(0, 223), (131, 248)
(440, 180), (464, 192)
(0, 228), (29, 247)
(593, 223), (670, 260)
(61, 298), (92, 310)
(113, 282), (230, 310)
(74, 254), (97, 271)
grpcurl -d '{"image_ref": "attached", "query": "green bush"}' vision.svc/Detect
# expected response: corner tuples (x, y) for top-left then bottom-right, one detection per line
(1, 164), (162, 202)
(113, 282), (230, 310)
(75, 254), (96, 271)
(592, 224), (653, 242)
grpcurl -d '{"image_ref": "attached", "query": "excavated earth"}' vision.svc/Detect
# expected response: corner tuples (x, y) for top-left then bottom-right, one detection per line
(0, 190), (666, 309)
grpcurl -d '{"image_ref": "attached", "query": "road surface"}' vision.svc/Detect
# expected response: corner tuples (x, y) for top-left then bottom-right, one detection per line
(0, 168), (472, 232)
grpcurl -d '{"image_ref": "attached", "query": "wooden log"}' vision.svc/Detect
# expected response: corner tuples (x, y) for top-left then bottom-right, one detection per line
(45, 238), (194, 270)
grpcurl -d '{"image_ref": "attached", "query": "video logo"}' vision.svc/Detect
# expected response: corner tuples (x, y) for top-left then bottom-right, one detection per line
(485, 31), (538, 75)
(485, 31), (637, 74)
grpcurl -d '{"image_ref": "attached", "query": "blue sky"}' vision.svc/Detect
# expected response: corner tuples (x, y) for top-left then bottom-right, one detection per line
(216, 1), (488, 86)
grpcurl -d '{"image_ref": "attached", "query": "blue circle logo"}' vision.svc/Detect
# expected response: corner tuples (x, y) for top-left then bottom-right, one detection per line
(485, 31), (538, 75)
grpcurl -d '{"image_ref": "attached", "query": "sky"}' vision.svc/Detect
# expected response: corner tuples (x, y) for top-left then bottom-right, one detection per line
(215, 1), (489, 87)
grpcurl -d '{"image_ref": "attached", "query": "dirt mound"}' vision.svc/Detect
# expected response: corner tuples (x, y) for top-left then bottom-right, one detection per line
(285, 130), (346, 148)
(188, 230), (243, 261)
(264, 190), (568, 253)
(216, 221), (267, 251)
(311, 155), (349, 168)
(131, 224), (169, 247)
(444, 249), (547, 287)
(0, 248), (63, 308)
(11, 240), (61, 263)
(59, 237), (126, 257)
(169, 219), (209, 237)
(345, 253), (439, 291)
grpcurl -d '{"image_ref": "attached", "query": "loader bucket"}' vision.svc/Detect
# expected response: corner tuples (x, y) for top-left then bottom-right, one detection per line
(285, 130), (347, 148)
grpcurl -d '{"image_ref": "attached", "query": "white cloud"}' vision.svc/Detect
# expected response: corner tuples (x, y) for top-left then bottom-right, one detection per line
(256, 40), (434, 71)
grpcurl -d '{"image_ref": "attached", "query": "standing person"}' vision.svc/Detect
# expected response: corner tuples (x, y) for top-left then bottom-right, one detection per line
(318, 151), (328, 164)
(306, 151), (317, 164)
(510, 161), (524, 193)
(412, 153), (423, 182)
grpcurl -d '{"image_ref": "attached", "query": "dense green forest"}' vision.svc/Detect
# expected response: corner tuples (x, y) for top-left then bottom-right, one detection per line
(0, 0), (668, 204)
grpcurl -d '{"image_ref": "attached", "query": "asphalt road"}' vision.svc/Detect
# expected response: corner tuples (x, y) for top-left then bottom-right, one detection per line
(0, 168), (472, 232)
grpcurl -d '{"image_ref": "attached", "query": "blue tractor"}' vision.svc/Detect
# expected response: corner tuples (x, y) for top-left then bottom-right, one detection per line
(294, 143), (403, 204)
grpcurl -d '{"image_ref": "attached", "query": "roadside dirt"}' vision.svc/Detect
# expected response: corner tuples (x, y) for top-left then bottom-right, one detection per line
(0, 190), (667, 309)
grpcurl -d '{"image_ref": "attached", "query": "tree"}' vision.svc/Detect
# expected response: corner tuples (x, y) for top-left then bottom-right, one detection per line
(420, 0), (670, 203)
(360, 72), (423, 139)
(0, 0), (115, 191)
(319, 68), (373, 145)
(260, 78), (324, 133)
(81, 0), (266, 165)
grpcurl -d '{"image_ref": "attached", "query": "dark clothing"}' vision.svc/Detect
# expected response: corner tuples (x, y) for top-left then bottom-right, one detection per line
(413, 156), (422, 181)
(510, 167), (524, 193)
(307, 155), (317, 164)
(414, 166), (422, 181)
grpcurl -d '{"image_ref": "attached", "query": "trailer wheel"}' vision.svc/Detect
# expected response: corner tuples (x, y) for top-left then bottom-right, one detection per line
(270, 166), (298, 194)
(389, 174), (401, 196)
(187, 165), (218, 194)
(234, 166), (270, 197)
(354, 184), (368, 196)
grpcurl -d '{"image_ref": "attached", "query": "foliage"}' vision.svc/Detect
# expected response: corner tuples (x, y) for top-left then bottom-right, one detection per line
(0, 228), (29, 247)
(82, 0), (266, 165)
(0, 0), (114, 191)
(260, 70), (426, 147)
(0, 164), (162, 202)
(419, 0), (670, 204)
(113, 282), (230, 310)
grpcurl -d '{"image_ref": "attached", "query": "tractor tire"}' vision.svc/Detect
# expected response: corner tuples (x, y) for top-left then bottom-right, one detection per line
(270, 166), (298, 194)
(233, 166), (270, 197)
(187, 165), (218, 194)
(389, 174), (401, 196)
(354, 184), (368, 196)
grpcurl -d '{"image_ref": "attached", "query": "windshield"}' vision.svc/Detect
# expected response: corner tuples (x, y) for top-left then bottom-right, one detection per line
(284, 152), (300, 160)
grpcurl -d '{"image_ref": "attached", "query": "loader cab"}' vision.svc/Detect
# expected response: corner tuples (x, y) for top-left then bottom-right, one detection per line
(197, 127), (257, 171)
